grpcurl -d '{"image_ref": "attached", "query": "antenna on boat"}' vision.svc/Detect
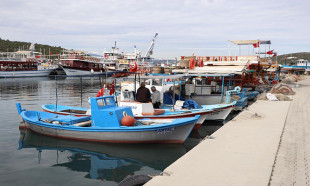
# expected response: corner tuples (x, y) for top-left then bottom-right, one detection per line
(55, 75), (58, 112)
(134, 73), (137, 98)
(172, 80), (176, 112)
(114, 73), (117, 103)
(80, 76), (83, 107)
(99, 75), (103, 90)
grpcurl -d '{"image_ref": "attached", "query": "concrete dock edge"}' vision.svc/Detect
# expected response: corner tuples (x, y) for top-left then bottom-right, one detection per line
(146, 100), (291, 186)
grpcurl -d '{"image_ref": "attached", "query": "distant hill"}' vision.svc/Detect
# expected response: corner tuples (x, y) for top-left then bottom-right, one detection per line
(0, 37), (65, 55)
(272, 52), (310, 65)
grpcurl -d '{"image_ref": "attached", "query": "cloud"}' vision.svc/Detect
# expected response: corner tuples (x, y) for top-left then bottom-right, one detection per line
(0, 0), (309, 58)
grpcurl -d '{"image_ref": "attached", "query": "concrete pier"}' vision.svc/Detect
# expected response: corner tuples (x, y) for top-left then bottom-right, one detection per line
(146, 79), (310, 186)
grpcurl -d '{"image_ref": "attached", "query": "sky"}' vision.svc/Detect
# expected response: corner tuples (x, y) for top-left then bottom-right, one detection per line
(0, 0), (309, 59)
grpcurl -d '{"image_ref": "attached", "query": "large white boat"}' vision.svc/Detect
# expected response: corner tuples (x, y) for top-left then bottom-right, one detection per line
(59, 43), (126, 76)
(0, 44), (57, 78)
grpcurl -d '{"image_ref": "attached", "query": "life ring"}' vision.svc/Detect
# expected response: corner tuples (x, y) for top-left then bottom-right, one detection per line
(189, 58), (195, 69)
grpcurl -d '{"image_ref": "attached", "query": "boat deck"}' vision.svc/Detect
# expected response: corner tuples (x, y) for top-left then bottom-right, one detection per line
(146, 77), (310, 185)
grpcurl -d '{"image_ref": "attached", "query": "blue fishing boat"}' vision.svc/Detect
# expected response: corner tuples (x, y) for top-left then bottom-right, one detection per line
(42, 101), (212, 131)
(17, 96), (199, 144)
(225, 87), (248, 110)
(236, 89), (259, 101)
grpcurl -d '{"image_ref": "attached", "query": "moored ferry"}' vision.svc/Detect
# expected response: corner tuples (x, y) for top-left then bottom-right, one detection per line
(0, 45), (57, 78)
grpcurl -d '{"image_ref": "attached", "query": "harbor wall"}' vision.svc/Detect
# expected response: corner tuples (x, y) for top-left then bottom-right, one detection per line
(146, 100), (291, 186)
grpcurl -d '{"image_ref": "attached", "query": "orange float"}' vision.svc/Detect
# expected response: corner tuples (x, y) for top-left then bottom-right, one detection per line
(189, 58), (195, 69)
(121, 115), (136, 126)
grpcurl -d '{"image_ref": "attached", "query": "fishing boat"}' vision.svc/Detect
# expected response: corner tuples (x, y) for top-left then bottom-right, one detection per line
(119, 99), (212, 131)
(42, 98), (212, 131)
(162, 101), (236, 121)
(18, 96), (199, 144)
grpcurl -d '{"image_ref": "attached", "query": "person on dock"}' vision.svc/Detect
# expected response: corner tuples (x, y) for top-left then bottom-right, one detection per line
(151, 86), (161, 108)
(136, 82), (151, 103)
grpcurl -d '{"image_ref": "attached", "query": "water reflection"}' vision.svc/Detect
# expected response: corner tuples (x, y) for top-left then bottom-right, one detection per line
(18, 129), (187, 183)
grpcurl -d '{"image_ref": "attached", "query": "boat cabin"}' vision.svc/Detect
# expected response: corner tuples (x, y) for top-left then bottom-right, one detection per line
(118, 91), (165, 116)
(90, 96), (133, 127)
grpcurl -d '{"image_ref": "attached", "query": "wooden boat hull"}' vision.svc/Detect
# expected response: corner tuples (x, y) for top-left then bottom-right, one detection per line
(19, 111), (198, 144)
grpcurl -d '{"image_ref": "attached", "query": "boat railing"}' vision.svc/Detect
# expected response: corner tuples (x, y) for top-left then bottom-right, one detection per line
(0, 57), (25, 61)
(225, 86), (242, 103)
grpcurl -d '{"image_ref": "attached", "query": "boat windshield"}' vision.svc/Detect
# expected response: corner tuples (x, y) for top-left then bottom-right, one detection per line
(152, 79), (162, 86)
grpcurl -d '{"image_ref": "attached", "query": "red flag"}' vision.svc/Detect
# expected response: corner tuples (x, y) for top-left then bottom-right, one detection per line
(130, 61), (137, 73)
(272, 53), (277, 57)
(96, 88), (104, 97)
(253, 41), (260, 48)
(267, 50), (274, 55)
(49, 52), (52, 55)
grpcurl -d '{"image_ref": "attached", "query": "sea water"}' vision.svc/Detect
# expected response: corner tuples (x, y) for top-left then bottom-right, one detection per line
(0, 76), (224, 185)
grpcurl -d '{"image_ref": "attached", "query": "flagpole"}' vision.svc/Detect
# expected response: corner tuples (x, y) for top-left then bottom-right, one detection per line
(265, 43), (266, 58)
(258, 39), (260, 59)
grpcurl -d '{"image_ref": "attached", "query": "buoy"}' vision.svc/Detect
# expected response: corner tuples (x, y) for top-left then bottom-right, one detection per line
(189, 58), (195, 69)
(121, 115), (136, 126)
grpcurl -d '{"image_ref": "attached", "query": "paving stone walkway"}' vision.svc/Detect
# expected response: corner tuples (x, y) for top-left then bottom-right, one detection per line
(270, 78), (310, 186)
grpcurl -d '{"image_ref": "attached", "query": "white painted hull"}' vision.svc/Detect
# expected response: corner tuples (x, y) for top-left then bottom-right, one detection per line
(204, 106), (234, 120)
(0, 69), (54, 78)
(61, 67), (108, 76)
(21, 120), (196, 144)
(190, 95), (225, 105)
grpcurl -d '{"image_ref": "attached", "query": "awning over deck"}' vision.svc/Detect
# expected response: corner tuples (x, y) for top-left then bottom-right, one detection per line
(125, 74), (184, 80)
(172, 65), (245, 75)
(229, 40), (271, 45)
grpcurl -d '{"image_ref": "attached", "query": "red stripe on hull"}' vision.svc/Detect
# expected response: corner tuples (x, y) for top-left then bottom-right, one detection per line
(193, 123), (202, 131)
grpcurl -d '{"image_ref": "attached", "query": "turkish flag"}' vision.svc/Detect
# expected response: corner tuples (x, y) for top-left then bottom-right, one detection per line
(267, 50), (274, 55)
(253, 41), (260, 48)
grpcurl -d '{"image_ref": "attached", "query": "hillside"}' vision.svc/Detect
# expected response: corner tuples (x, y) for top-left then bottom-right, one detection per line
(0, 37), (65, 55)
(272, 52), (310, 65)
